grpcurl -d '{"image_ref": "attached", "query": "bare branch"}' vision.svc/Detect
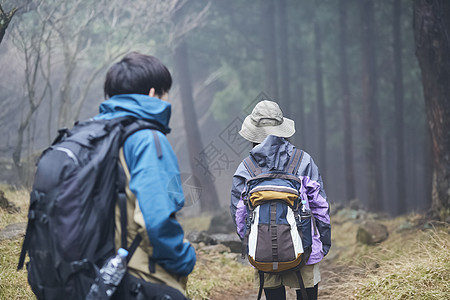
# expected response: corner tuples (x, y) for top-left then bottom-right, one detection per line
(167, 1), (211, 48)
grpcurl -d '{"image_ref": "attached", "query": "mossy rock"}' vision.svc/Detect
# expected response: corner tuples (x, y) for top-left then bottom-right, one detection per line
(356, 220), (389, 245)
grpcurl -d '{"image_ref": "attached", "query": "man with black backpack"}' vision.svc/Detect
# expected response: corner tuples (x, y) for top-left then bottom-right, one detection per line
(94, 52), (196, 299)
(230, 100), (331, 300)
(19, 52), (196, 299)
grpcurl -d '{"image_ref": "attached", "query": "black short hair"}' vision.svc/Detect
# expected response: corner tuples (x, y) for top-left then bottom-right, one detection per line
(104, 52), (172, 98)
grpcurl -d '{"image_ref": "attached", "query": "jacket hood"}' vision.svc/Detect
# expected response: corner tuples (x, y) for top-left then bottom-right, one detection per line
(249, 135), (295, 171)
(96, 94), (171, 132)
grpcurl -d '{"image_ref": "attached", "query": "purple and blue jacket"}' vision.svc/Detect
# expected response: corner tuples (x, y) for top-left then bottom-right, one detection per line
(230, 135), (331, 265)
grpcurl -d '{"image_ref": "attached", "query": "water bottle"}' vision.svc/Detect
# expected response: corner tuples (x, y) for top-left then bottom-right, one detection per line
(86, 248), (128, 299)
(300, 200), (311, 219)
(299, 200), (313, 251)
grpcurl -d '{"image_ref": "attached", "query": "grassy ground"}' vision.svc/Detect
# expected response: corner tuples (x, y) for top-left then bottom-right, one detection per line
(0, 185), (34, 300)
(187, 251), (253, 299)
(1, 187), (449, 299)
(0, 186), (29, 229)
(178, 214), (254, 299)
(321, 212), (450, 300)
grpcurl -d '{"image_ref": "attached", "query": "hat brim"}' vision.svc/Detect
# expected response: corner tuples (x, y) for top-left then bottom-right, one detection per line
(239, 115), (295, 143)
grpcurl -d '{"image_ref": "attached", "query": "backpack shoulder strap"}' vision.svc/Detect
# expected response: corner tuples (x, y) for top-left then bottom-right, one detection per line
(257, 271), (265, 300)
(122, 118), (169, 138)
(295, 270), (309, 300)
(123, 119), (168, 159)
(118, 148), (143, 263)
(243, 156), (262, 177)
(286, 148), (304, 175)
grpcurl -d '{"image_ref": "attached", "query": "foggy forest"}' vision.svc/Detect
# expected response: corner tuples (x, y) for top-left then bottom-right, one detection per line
(1, 0), (448, 217)
(1, 0), (449, 299)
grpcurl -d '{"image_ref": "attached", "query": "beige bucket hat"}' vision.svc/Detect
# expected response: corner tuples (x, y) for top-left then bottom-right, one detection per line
(239, 100), (295, 143)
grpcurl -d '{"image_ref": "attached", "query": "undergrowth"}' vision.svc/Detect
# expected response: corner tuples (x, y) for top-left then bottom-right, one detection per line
(0, 239), (34, 299)
(187, 252), (253, 299)
(0, 185), (29, 229)
(353, 228), (449, 299)
(323, 212), (450, 300)
(0, 185), (33, 299)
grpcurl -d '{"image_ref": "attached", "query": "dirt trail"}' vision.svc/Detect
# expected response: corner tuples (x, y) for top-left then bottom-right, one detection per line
(209, 258), (348, 300)
(208, 245), (356, 300)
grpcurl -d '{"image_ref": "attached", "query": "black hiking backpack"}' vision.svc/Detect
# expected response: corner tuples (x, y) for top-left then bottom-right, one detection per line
(17, 117), (168, 300)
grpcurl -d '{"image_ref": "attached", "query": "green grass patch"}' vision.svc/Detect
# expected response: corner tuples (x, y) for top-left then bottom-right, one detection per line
(323, 211), (450, 300)
(0, 185), (33, 299)
(353, 229), (450, 299)
(0, 239), (34, 299)
(0, 185), (29, 229)
(186, 252), (253, 299)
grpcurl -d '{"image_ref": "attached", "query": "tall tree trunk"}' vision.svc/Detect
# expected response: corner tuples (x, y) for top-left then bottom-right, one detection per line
(339, 0), (355, 203)
(173, 40), (220, 212)
(58, 41), (77, 128)
(13, 101), (39, 184)
(413, 0), (450, 220)
(423, 124), (433, 210)
(295, 68), (306, 147)
(361, 0), (383, 212)
(291, 41), (306, 147)
(261, 0), (278, 100)
(393, 0), (407, 214)
(276, 0), (290, 111)
(314, 23), (327, 174)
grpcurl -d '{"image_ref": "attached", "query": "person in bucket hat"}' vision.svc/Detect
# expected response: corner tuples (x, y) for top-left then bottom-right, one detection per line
(230, 100), (331, 300)
(239, 100), (296, 143)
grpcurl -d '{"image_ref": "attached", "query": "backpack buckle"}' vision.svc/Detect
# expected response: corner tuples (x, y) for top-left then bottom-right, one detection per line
(52, 128), (69, 145)
(40, 214), (48, 224)
(247, 212), (254, 225)
(31, 190), (45, 206)
(70, 259), (90, 273)
(130, 282), (142, 295)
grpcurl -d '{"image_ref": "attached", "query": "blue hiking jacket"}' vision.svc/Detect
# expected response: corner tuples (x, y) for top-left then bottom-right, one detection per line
(95, 94), (196, 276)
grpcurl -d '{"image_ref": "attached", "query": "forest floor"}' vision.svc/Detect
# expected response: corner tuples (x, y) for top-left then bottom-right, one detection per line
(182, 205), (450, 300)
(1, 185), (449, 299)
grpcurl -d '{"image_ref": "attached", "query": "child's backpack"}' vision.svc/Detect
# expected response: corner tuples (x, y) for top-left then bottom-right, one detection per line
(17, 117), (167, 300)
(241, 148), (313, 300)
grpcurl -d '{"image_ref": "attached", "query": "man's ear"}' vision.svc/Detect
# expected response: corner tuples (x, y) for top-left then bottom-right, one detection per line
(148, 88), (156, 97)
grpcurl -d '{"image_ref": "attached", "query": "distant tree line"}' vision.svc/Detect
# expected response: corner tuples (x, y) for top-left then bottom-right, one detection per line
(185, 0), (432, 216)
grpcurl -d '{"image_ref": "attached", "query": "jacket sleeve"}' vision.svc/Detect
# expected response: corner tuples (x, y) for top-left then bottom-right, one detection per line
(298, 155), (331, 257)
(230, 162), (248, 238)
(123, 129), (196, 276)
